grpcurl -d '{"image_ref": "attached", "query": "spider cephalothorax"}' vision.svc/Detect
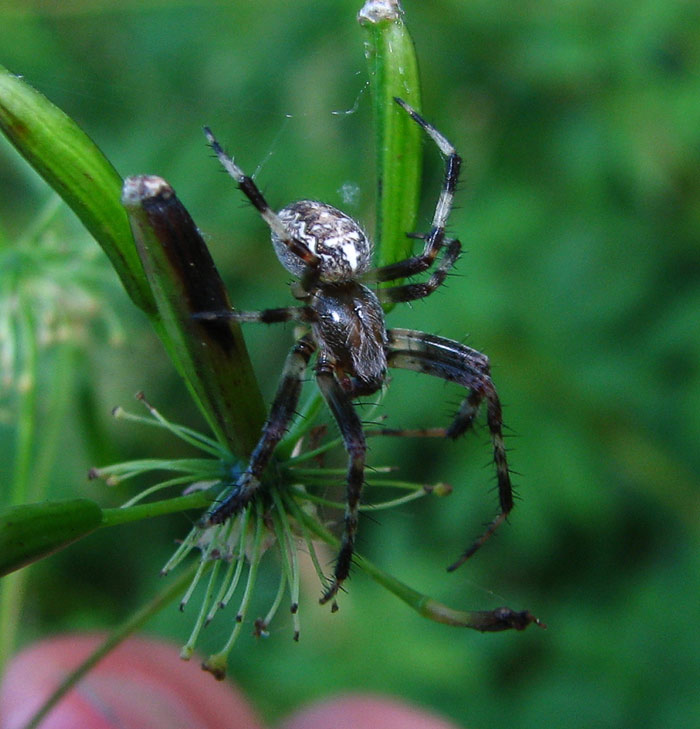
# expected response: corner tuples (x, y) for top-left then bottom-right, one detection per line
(200, 98), (514, 605)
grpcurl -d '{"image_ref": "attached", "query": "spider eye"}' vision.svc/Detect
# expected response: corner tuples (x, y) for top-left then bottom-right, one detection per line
(272, 200), (372, 282)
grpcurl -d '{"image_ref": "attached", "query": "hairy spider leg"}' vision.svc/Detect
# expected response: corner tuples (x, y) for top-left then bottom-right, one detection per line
(385, 328), (514, 571)
(193, 306), (315, 325)
(366, 98), (462, 284)
(201, 336), (316, 526)
(315, 356), (368, 604)
(378, 237), (461, 304)
(203, 127), (323, 291)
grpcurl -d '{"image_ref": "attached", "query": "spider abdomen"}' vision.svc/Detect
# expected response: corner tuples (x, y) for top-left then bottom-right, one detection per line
(272, 200), (373, 282)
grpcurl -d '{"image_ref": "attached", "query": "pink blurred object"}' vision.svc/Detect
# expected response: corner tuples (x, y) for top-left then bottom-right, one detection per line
(0, 634), (264, 729)
(278, 694), (462, 729)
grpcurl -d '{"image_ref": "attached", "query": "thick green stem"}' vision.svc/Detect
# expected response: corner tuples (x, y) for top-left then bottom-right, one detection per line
(122, 176), (266, 456)
(359, 0), (422, 276)
(0, 491), (215, 579)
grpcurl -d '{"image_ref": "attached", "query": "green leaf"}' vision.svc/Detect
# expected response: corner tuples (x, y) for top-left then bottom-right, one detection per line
(0, 65), (155, 315)
(122, 176), (266, 456)
(0, 499), (103, 577)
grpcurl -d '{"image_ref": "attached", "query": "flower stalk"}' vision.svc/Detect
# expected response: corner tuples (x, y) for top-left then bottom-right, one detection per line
(359, 0), (422, 277)
(121, 176), (266, 457)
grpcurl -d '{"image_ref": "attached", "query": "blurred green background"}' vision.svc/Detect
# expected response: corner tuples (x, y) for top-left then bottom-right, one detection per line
(1, 1), (699, 727)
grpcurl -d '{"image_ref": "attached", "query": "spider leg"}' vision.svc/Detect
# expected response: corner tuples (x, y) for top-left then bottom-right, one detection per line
(315, 357), (367, 605)
(193, 305), (316, 325)
(364, 98), (462, 284)
(386, 328), (513, 570)
(203, 127), (322, 289)
(378, 237), (461, 305)
(200, 335), (316, 526)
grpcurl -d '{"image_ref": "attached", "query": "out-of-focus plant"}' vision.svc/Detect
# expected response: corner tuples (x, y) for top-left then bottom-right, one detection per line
(0, 2), (540, 725)
(0, 191), (127, 670)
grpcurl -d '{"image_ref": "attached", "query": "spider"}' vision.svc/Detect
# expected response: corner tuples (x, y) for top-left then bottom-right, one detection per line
(199, 98), (513, 605)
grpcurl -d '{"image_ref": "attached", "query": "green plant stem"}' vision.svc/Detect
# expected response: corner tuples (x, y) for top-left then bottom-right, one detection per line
(31, 346), (80, 497)
(285, 492), (539, 632)
(10, 307), (37, 504)
(0, 492), (215, 581)
(359, 0), (422, 276)
(0, 306), (37, 674)
(100, 490), (215, 528)
(0, 574), (24, 678)
(122, 176), (266, 457)
(20, 561), (200, 729)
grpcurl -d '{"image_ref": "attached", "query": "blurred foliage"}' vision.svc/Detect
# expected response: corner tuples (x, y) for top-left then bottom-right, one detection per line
(1, 1), (699, 728)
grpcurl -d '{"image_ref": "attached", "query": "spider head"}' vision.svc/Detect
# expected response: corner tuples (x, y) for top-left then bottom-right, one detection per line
(272, 200), (373, 282)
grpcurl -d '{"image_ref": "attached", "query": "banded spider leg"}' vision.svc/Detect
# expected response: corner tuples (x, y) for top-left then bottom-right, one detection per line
(382, 328), (514, 571)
